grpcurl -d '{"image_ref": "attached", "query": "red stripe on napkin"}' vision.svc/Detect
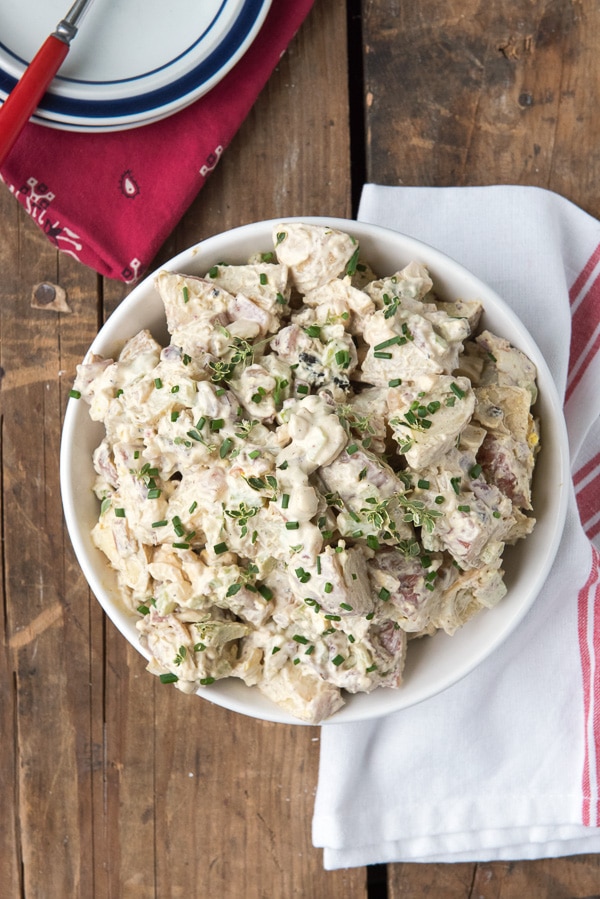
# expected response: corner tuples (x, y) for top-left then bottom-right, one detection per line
(566, 245), (600, 403)
(570, 243), (600, 306)
(0, 0), (315, 282)
(579, 545), (600, 827)
(574, 453), (600, 486)
(572, 245), (600, 826)
(574, 454), (600, 539)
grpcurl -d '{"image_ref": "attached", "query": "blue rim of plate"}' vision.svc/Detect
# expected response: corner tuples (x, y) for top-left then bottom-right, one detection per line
(0, 0), (269, 122)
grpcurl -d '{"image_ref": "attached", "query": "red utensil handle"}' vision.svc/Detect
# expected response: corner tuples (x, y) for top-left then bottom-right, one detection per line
(0, 35), (69, 167)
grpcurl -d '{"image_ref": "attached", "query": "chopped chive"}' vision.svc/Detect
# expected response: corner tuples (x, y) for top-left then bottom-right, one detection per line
(281, 494), (290, 509)
(347, 443), (359, 455)
(199, 677), (215, 686)
(152, 519), (168, 528)
(305, 324), (321, 338)
(272, 646), (281, 654)
(332, 654), (345, 667)
(213, 542), (228, 554)
(181, 285), (190, 303)
(189, 501), (197, 514)
(210, 418), (224, 432)
(259, 272), (268, 285)
(335, 349), (350, 367)
(345, 247), (360, 276)
(340, 602), (353, 611)
(258, 585), (273, 600)
(219, 438), (233, 458)
(171, 410), (180, 422)
(248, 449), (261, 460)
(293, 635), (309, 644)
(173, 542), (190, 549)
(324, 614), (342, 621)
(154, 378), (163, 389)
(114, 508), (125, 518)
(324, 582), (333, 594)
(366, 535), (379, 550)
(434, 495), (445, 504)
(296, 384), (309, 395)
(147, 488), (162, 499)
(417, 479), (430, 489)
(450, 476), (461, 494)
(285, 521), (300, 530)
(388, 378), (402, 388)
(69, 389), (81, 399)
(374, 336), (403, 351)
(378, 587), (391, 601)
(469, 464), (482, 479)
(366, 664), (377, 673)
(159, 673), (179, 684)
(450, 382), (466, 398)
(374, 351), (392, 359)
(457, 504), (471, 512)
(226, 583), (242, 596)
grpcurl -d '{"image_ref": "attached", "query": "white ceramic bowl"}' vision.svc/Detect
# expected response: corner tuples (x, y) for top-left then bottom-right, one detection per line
(60, 217), (570, 725)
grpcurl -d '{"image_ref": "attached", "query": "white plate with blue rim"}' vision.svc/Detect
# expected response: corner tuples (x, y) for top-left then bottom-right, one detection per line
(0, 0), (272, 132)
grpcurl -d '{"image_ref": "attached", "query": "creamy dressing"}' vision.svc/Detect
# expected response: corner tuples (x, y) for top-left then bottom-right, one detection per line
(73, 222), (539, 723)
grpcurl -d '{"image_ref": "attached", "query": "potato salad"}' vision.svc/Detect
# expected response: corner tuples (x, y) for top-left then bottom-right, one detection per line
(73, 223), (540, 723)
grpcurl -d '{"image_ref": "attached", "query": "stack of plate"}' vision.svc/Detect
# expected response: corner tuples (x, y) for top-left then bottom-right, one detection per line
(0, 0), (272, 132)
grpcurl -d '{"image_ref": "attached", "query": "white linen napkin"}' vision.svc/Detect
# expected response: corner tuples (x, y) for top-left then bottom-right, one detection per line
(312, 185), (600, 868)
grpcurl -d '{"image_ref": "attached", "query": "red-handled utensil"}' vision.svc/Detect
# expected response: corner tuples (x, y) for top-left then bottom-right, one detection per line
(0, 0), (96, 167)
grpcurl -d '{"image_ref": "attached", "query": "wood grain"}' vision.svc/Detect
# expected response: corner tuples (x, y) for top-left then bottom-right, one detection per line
(2, 0), (600, 895)
(361, 0), (600, 893)
(363, 0), (600, 219)
(0, 0), (363, 896)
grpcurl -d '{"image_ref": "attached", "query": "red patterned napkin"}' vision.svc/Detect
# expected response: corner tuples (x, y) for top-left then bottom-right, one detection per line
(0, 0), (314, 282)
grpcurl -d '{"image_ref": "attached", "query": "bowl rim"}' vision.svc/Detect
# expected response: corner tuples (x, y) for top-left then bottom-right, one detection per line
(60, 216), (570, 725)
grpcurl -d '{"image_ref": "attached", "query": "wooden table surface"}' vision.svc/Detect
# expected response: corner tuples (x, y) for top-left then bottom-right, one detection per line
(2, 1), (599, 896)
